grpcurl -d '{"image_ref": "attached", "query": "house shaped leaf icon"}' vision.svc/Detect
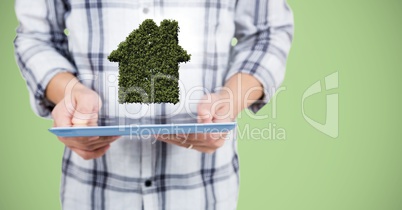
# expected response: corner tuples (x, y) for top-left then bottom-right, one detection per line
(108, 19), (191, 104)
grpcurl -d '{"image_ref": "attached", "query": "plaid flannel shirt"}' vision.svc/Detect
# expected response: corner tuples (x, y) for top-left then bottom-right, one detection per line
(14, 0), (294, 209)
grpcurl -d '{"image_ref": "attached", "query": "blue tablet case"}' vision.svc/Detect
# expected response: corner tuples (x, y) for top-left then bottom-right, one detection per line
(49, 122), (237, 137)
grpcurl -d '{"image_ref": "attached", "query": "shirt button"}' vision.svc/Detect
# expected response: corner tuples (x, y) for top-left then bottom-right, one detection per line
(142, 7), (149, 14)
(145, 180), (152, 187)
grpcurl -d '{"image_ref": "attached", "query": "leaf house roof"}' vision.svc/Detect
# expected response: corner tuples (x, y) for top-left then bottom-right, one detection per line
(108, 19), (190, 65)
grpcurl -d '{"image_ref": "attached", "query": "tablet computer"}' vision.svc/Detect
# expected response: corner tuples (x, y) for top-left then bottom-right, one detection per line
(49, 122), (237, 137)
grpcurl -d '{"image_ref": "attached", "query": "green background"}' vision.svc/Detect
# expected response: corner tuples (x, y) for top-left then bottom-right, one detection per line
(1, 0), (401, 209)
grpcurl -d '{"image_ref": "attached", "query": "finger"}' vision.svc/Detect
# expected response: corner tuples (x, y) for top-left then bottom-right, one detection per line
(59, 136), (99, 143)
(155, 133), (207, 142)
(179, 132), (227, 142)
(197, 95), (215, 123)
(59, 136), (120, 149)
(213, 106), (233, 123)
(197, 105), (214, 123)
(154, 134), (187, 143)
(88, 136), (100, 141)
(198, 93), (233, 123)
(72, 112), (98, 126)
(52, 100), (74, 127)
(156, 137), (219, 154)
(71, 145), (110, 160)
(155, 134), (196, 145)
(71, 93), (101, 126)
(156, 137), (205, 149)
(77, 141), (113, 152)
(62, 135), (117, 142)
(155, 134), (215, 148)
(211, 132), (228, 141)
(85, 136), (120, 145)
(155, 136), (181, 146)
(155, 136), (221, 154)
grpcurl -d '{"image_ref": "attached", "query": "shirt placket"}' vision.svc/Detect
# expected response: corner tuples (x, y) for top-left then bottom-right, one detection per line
(139, 3), (156, 210)
(141, 137), (155, 210)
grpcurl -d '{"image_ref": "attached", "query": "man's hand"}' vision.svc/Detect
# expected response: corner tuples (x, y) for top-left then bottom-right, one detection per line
(156, 73), (263, 153)
(156, 92), (234, 153)
(48, 73), (119, 160)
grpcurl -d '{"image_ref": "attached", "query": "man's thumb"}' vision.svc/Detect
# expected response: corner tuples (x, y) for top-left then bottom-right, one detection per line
(197, 106), (214, 123)
(71, 98), (99, 126)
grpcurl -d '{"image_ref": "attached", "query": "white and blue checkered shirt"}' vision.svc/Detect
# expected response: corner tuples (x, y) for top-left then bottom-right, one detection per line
(14, 0), (293, 209)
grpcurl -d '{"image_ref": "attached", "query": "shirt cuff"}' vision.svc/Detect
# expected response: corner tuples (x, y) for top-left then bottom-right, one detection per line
(224, 51), (285, 113)
(25, 66), (76, 119)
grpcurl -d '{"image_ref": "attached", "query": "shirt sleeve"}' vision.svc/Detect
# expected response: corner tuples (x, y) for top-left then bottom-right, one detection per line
(14, 0), (77, 118)
(225, 0), (294, 113)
